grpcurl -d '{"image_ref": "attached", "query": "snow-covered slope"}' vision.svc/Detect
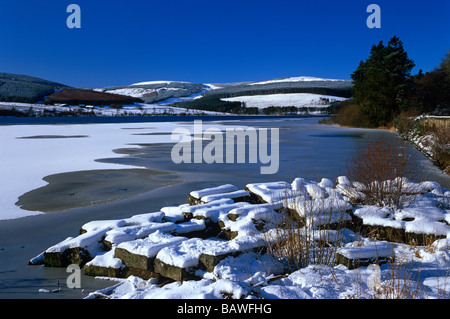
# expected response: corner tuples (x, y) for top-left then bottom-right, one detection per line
(249, 76), (343, 86)
(94, 81), (205, 104)
(130, 80), (183, 86)
(94, 76), (350, 106)
(222, 93), (347, 109)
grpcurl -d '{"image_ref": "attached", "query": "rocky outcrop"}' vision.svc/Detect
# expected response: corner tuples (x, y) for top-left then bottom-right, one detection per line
(335, 241), (394, 269)
(32, 177), (450, 288)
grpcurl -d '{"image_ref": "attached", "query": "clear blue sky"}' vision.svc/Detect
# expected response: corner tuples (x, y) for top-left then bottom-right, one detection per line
(0, 0), (448, 88)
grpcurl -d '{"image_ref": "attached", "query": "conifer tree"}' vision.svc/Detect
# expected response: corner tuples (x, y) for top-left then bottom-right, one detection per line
(351, 36), (415, 127)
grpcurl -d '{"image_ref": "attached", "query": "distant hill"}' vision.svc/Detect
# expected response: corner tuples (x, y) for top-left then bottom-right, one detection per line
(0, 73), (353, 115)
(203, 77), (353, 99)
(171, 77), (353, 113)
(0, 73), (70, 103)
(45, 89), (143, 106)
(94, 81), (205, 104)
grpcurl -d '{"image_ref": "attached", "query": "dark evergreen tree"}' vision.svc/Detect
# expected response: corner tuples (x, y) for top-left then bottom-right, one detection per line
(351, 36), (415, 127)
(410, 51), (450, 114)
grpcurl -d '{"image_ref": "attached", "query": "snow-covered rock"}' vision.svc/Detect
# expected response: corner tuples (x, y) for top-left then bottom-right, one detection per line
(336, 240), (395, 269)
(36, 176), (450, 300)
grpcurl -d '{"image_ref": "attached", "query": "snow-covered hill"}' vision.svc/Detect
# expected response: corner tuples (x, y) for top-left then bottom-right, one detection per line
(94, 81), (206, 104)
(0, 74), (351, 116)
(93, 76), (351, 107)
(222, 93), (347, 109)
(249, 76), (343, 86)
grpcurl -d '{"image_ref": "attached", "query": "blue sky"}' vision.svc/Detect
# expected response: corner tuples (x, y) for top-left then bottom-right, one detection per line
(0, 0), (448, 87)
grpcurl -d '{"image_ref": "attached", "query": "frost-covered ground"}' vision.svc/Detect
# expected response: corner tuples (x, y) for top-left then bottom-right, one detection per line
(221, 93), (347, 109)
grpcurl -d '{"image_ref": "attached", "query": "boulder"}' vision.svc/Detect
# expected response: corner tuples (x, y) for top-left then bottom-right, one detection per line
(44, 247), (91, 268)
(114, 231), (187, 274)
(154, 237), (266, 281)
(154, 258), (199, 282)
(336, 241), (394, 269)
(102, 222), (176, 249)
(187, 184), (238, 205)
(200, 190), (252, 204)
(43, 228), (108, 267)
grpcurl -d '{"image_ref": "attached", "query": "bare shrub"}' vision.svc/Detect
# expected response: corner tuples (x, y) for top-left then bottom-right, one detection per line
(371, 261), (423, 299)
(346, 137), (424, 209)
(265, 193), (353, 272)
(427, 124), (450, 174)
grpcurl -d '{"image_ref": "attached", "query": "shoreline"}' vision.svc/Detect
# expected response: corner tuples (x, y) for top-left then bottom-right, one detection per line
(320, 120), (450, 178)
(0, 181), (200, 299)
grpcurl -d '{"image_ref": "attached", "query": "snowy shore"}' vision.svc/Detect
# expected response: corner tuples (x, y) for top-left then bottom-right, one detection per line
(32, 177), (450, 299)
(1, 118), (449, 299)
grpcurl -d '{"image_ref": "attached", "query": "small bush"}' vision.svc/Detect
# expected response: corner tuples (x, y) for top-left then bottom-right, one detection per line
(330, 103), (373, 128)
(346, 137), (423, 209)
(265, 194), (352, 272)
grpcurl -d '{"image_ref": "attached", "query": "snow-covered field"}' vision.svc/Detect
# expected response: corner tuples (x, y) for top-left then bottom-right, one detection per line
(0, 101), (224, 116)
(221, 93), (347, 109)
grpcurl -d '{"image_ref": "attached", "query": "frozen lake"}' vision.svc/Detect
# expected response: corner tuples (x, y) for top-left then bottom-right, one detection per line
(0, 116), (448, 298)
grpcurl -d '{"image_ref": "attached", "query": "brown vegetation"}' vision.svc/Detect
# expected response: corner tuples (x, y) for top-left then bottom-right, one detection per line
(346, 137), (423, 209)
(45, 89), (143, 106)
(396, 115), (450, 174)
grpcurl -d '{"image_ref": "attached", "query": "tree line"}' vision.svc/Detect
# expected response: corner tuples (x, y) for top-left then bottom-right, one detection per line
(330, 36), (450, 128)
